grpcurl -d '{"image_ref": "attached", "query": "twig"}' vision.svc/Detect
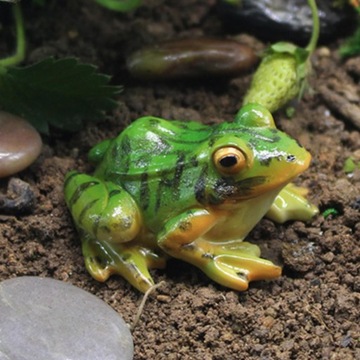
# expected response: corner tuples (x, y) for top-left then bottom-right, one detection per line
(130, 281), (166, 331)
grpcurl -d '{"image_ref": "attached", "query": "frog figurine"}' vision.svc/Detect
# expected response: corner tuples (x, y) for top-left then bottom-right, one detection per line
(64, 104), (318, 293)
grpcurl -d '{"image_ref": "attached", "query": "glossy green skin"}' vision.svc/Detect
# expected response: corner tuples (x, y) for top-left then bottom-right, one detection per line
(64, 104), (318, 292)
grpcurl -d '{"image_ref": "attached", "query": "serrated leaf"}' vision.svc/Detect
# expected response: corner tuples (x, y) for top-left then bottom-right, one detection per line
(0, 58), (122, 134)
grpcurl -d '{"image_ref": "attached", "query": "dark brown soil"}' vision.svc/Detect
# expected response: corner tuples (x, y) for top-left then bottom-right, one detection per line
(1, 1), (359, 359)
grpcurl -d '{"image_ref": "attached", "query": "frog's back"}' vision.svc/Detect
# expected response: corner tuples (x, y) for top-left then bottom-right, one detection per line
(98, 116), (211, 177)
(91, 116), (213, 230)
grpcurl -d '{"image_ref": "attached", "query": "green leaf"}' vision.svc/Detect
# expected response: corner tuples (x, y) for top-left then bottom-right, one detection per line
(0, 58), (122, 134)
(270, 42), (310, 64)
(340, 26), (360, 58)
(343, 157), (360, 173)
(221, 0), (241, 5)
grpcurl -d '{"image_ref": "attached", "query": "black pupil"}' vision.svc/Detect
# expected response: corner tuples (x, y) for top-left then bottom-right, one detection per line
(219, 155), (237, 168)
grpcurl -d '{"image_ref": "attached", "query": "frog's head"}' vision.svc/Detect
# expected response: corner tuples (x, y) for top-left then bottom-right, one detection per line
(199, 104), (311, 204)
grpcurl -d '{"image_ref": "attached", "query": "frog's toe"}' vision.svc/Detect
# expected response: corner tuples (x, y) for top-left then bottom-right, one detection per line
(81, 239), (111, 281)
(205, 253), (282, 291)
(229, 241), (261, 257)
(84, 254), (112, 282)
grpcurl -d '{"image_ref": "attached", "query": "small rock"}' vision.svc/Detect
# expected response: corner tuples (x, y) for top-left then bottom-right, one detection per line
(0, 277), (133, 360)
(127, 37), (258, 80)
(0, 178), (36, 214)
(0, 111), (42, 178)
(156, 294), (171, 303)
(217, 0), (356, 44)
(282, 241), (316, 273)
(317, 46), (331, 57)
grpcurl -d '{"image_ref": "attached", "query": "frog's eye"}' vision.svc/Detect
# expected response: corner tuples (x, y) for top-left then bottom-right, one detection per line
(213, 146), (247, 175)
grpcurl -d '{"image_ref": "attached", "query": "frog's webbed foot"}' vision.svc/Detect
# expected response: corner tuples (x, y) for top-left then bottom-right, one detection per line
(203, 242), (281, 291)
(266, 183), (318, 223)
(82, 234), (167, 293)
(158, 209), (281, 291)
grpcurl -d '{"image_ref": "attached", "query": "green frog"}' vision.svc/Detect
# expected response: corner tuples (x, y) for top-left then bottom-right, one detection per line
(64, 104), (318, 293)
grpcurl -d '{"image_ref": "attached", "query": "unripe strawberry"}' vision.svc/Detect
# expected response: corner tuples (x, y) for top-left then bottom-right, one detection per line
(243, 43), (310, 114)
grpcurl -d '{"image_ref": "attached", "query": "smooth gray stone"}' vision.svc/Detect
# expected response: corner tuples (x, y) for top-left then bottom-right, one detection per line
(0, 277), (133, 360)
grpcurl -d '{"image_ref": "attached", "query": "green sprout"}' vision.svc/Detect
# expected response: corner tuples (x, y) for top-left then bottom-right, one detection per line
(93, 0), (142, 12)
(343, 157), (360, 173)
(221, 0), (242, 4)
(0, 4), (25, 69)
(322, 208), (339, 219)
(285, 106), (296, 118)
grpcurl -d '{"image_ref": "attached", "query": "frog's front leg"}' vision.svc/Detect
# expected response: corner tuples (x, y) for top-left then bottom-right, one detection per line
(266, 183), (319, 223)
(64, 172), (166, 293)
(158, 209), (281, 291)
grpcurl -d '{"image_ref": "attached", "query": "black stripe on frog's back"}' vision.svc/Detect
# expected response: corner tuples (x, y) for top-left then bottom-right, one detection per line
(159, 123), (211, 145)
(78, 198), (99, 227)
(154, 178), (169, 212)
(64, 171), (79, 189)
(172, 152), (186, 200)
(109, 189), (122, 197)
(153, 151), (188, 212)
(140, 172), (150, 210)
(68, 180), (100, 209)
(111, 134), (132, 174)
(194, 163), (208, 204)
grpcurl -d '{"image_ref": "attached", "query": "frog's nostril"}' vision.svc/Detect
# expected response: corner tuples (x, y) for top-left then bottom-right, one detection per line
(286, 155), (296, 162)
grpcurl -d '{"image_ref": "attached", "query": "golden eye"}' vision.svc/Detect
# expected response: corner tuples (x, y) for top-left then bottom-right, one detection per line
(213, 146), (247, 175)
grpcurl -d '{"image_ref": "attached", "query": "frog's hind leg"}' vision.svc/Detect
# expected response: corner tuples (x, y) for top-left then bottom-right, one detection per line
(64, 171), (141, 244)
(64, 171), (166, 293)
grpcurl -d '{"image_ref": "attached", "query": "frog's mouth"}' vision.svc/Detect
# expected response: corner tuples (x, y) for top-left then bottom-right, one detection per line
(214, 154), (311, 202)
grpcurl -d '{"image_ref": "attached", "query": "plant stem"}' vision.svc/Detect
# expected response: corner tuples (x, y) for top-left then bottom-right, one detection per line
(93, 0), (142, 12)
(0, 3), (26, 68)
(306, 0), (320, 53)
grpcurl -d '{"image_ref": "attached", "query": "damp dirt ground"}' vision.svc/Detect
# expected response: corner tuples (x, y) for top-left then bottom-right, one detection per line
(0, 1), (359, 359)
